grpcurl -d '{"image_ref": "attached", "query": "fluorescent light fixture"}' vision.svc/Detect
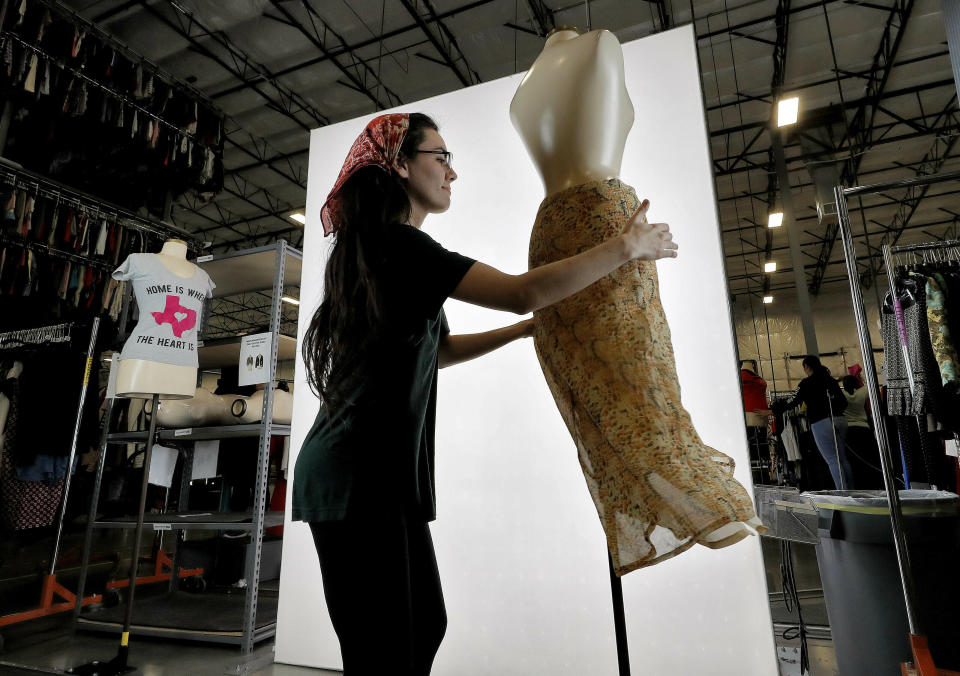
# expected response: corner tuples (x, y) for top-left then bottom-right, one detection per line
(288, 211), (306, 225)
(281, 296), (300, 305)
(767, 212), (783, 228)
(777, 96), (799, 127)
(762, 295), (773, 304)
(764, 261), (777, 273)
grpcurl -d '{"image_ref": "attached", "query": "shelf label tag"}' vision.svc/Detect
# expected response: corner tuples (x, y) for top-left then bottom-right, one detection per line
(153, 523), (172, 531)
(197, 254), (214, 263)
(174, 428), (193, 437)
(239, 332), (272, 386)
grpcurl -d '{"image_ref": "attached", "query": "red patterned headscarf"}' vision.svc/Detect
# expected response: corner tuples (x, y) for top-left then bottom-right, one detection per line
(320, 113), (410, 236)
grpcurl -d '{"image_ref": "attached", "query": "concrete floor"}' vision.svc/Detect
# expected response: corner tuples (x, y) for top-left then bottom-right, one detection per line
(1, 521), (836, 675)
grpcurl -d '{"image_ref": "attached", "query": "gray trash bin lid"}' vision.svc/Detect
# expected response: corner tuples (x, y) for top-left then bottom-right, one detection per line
(801, 489), (959, 515)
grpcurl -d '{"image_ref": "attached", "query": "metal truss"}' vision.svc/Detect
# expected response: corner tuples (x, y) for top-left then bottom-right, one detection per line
(399, 0), (481, 87)
(210, 0), (498, 102)
(267, 1), (404, 112)
(713, 100), (960, 180)
(860, 97), (960, 287)
(808, 0), (913, 294)
(207, 290), (300, 339)
(521, 0), (556, 36)
(129, 2), (319, 252)
(143, 1), (329, 130)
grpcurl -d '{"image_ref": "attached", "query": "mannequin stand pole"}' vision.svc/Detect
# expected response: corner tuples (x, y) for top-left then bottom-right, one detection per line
(69, 393), (159, 676)
(608, 553), (631, 675)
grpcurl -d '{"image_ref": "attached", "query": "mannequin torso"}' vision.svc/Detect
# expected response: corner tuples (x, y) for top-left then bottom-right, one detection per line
(115, 239), (206, 399)
(510, 29), (634, 198)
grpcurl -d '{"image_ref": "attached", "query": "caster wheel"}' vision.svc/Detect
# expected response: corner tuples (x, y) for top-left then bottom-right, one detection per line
(103, 589), (122, 607)
(184, 576), (207, 593)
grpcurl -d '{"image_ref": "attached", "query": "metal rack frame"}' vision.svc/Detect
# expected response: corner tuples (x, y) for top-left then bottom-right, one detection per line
(72, 239), (301, 652)
(0, 319), (101, 641)
(833, 169), (960, 641)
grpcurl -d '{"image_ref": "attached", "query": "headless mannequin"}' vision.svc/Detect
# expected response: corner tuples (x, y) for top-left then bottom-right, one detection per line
(512, 28), (760, 550)
(741, 360), (769, 427)
(116, 239), (198, 399)
(144, 388), (235, 427)
(510, 28), (634, 198)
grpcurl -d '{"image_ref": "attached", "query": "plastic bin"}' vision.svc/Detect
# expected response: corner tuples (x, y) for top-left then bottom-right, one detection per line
(804, 489), (960, 676)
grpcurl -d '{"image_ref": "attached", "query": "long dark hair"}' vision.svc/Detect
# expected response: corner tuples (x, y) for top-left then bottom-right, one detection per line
(801, 355), (828, 376)
(302, 113), (439, 411)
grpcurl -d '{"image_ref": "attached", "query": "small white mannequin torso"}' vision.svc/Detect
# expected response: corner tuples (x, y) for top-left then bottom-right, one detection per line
(116, 239), (201, 400)
(510, 29), (634, 198)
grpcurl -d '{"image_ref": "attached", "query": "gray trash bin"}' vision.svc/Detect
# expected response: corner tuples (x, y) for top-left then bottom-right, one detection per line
(803, 489), (960, 676)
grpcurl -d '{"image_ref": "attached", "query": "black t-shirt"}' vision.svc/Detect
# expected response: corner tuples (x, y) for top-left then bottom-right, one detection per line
(292, 224), (476, 522)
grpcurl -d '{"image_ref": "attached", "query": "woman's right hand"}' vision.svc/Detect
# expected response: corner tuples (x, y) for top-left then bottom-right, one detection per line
(621, 199), (678, 261)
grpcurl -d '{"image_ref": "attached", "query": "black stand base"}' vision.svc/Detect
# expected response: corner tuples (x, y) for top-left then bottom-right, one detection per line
(70, 393), (159, 676)
(608, 553), (631, 676)
(67, 650), (136, 675)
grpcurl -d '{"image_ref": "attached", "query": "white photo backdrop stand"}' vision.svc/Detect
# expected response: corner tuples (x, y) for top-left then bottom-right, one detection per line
(276, 25), (778, 675)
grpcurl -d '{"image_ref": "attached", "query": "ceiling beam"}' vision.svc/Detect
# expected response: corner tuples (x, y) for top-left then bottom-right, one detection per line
(808, 0), (913, 293)
(860, 98), (960, 286)
(138, 1), (328, 131)
(398, 0), (480, 87)
(267, 1), (402, 111)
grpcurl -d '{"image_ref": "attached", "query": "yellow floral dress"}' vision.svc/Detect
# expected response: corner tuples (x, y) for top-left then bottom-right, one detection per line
(529, 178), (761, 575)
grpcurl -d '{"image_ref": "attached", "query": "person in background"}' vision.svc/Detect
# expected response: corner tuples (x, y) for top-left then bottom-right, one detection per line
(842, 374), (884, 488)
(757, 355), (852, 490)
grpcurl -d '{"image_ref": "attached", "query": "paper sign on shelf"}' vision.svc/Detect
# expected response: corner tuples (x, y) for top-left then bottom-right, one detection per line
(239, 332), (272, 386)
(147, 444), (178, 488)
(192, 440), (220, 480)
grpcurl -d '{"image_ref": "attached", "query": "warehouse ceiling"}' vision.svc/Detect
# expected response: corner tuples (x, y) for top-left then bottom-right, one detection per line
(61, 0), (957, 314)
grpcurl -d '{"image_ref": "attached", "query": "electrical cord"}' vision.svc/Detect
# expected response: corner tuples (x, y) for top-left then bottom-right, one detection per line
(779, 540), (811, 675)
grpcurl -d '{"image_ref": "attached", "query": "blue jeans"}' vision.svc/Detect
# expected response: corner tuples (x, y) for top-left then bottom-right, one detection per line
(811, 417), (854, 490)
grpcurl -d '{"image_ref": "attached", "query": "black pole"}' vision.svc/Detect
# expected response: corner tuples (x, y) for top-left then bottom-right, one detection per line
(608, 553), (631, 675)
(116, 393), (159, 667)
(69, 394), (157, 676)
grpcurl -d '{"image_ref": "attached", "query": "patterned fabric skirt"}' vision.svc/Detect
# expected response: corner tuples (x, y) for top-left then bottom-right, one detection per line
(528, 178), (760, 575)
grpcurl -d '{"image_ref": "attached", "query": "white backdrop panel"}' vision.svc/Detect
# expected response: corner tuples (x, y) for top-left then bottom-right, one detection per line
(276, 25), (777, 675)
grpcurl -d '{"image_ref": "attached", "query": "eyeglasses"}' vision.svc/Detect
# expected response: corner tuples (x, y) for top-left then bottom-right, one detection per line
(414, 149), (453, 170)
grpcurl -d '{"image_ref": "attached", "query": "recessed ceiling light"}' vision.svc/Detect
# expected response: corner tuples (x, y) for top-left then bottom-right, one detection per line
(777, 96), (799, 127)
(767, 212), (783, 228)
(281, 296), (300, 305)
(288, 212), (306, 225)
(764, 261), (777, 273)
(763, 295), (773, 304)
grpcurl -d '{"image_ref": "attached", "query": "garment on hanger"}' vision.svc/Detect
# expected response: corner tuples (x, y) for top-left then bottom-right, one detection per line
(926, 273), (959, 390)
(528, 178), (761, 574)
(781, 416), (802, 463)
(883, 277), (942, 417)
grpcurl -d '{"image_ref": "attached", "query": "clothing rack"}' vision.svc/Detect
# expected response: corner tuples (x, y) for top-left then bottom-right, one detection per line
(0, 317), (103, 636)
(0, 232), (117, 272)
(0, 160), (202, 249)
(26, 0), (218, 113)
(834, 170), (960, 673)
(1, 30), (209, 150)
(0, 320), (71, 347)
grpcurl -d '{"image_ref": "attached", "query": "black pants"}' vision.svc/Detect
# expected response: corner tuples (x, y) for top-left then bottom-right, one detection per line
(309, 516), (447, 676)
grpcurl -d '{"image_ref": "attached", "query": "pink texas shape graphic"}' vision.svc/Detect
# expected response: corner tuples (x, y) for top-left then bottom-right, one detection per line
(152, 295), (197, 338)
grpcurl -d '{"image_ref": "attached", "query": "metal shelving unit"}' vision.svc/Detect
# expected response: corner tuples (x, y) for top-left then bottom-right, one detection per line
(73, 240), (301, 652)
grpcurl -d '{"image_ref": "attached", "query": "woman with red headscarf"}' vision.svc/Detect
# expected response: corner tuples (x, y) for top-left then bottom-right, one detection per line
(292, 113), (676, 674)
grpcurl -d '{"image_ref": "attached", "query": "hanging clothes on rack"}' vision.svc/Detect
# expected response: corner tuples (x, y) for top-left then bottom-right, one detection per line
(881, 243), (960, 491)
(0, 321), (96, 530)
